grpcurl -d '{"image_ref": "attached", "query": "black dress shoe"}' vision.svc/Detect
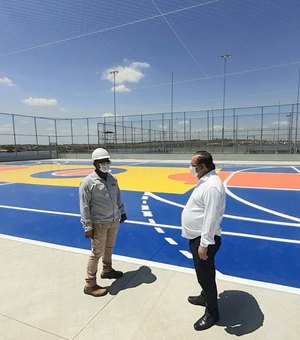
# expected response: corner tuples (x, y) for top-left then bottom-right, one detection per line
(194, 313), (219, 331)
(188, 295), (206, 307)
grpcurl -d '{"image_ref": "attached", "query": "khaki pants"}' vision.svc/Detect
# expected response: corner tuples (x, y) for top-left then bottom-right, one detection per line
(86, 221), (119, 287)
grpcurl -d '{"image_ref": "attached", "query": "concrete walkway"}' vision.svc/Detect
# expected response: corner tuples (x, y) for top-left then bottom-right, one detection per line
(1, 236), (300, 340)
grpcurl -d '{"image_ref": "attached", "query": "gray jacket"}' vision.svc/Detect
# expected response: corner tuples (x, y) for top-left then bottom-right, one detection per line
(79, 171), (126, 232)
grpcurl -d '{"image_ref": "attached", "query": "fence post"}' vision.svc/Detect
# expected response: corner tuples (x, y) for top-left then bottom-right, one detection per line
(122, 116), (125, 151)
(206, 110), (209, 147)
(290, 104), (294, 154)
(11, 114), (17, 156)
(189, 117), (192, 152)
(54, 119), (58, 158)
(233, 108), (235, 149)
(162, 113), (165, 153)
(34, 117), (40, 157)
(260, 106), (264, 153)
(235, 115), (239, 153)
(211, 109), (214, 152)
(277, 104), (280, 153)
(49, 136), (52, 158)
(103, 118), (106, 147)
(87, 118), (90, 152)
(183, 112), (186, 152)
(70, 119), (74, 146)
(130, 121), (134, 153)
(295, 102), (299, 153)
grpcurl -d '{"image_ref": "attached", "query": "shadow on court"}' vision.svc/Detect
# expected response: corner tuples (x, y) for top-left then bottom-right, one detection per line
(218, 290), (264, 336)
(108, 266), (157, 295)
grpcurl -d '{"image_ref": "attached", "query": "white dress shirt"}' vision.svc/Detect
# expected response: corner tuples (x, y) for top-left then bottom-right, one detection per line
(181, 170), (226, 247)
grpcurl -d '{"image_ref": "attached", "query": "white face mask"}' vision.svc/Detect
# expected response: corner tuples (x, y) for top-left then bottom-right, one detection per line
(99, 162), (111, 173)
(189, 165), (198, 177)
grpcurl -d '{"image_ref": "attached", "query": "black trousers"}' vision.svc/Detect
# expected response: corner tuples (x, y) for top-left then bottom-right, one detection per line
(189, 235), (221, 319)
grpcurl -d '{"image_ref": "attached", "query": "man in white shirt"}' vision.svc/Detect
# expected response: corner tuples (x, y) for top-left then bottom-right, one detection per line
(181, 150), (225, 331)
(79, 148), (127, 297)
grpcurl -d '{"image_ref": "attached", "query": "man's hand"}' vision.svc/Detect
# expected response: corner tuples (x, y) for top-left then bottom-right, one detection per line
(85, 230), (94, 239)
(198, 245), (208, 260)
(119, 213), (127, 223)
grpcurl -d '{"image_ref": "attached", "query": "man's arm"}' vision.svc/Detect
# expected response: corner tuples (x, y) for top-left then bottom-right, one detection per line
(79, 182), (93, 236)
(116, 180), (126, 222)
(199, 186), (222, 257)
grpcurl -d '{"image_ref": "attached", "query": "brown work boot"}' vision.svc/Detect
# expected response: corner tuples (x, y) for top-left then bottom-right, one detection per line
(84, 284), (108, 297)
(101, 269), (123, 279)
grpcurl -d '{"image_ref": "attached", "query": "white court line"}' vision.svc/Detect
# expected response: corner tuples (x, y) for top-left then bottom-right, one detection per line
(126, 219), (300, 244)
(1, 232), (300, 296)
(222, 231), (300, 244)
(127, 220), (300, 244)
(54, 160), (70, 165)
(0, 204), (80, 217)
(0, 182), (15, 186)
(179, 250), (193, 259)
(228, 185), (300, 192)
(0, 204), (300, 242)
(223, 166), (300, 223)
(225, 187), (300, 222)
(291, 166), (300, 173)
(123, 162), (146, 166)
(147, 192), (300, 227)
(164, 237), (178, 245)
(155, 227), (165, 233)
(147, 192), (185, 208)
(225, 214), (300, 228)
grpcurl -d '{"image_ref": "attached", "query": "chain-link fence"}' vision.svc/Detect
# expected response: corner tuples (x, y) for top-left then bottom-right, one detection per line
(0, 103), (299, 161)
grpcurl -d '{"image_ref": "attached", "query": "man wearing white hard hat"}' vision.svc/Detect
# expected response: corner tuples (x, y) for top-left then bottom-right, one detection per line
(79, 148), (127, 297)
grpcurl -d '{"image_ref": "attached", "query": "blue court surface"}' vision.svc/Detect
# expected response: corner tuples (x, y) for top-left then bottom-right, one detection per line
(0, 159), (299, 293)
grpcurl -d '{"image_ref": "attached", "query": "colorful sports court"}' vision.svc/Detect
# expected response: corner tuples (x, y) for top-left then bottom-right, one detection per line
(0, 159), (299, 293)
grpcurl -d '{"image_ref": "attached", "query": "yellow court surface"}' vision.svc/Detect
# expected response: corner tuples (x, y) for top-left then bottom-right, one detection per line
(0, 164), (197, 194)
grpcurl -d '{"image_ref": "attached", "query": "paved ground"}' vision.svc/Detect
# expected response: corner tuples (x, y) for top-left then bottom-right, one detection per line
(1, 236), (300, 340)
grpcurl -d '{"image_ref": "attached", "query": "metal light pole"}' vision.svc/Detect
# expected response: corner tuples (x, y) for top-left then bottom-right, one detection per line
(286, 113), (292, 153)
(110, 70), (118, 145)
(219, 53), (231, 153)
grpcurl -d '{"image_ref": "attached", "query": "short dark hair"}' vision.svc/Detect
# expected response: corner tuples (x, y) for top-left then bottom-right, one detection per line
(193, 150), (215, 170)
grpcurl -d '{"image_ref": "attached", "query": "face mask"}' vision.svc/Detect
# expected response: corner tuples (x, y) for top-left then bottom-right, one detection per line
(189, 165), (198, 177)
(99, 162), (111, 173)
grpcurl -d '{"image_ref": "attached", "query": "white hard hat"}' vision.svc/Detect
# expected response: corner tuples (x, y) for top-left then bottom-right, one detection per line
(91, 148), (111, 161)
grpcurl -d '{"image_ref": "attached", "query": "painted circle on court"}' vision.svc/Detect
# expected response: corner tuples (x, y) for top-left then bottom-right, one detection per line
(31, 167), (127, 178)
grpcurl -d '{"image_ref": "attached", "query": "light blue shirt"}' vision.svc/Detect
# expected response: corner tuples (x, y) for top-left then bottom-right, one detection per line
(181, 170), (226, 247)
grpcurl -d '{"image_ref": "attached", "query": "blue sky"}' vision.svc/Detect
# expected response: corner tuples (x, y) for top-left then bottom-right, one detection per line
(0, 0), (300, 119)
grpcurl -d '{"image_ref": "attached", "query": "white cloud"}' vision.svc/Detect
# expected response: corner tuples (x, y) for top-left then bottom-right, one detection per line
(19, 119), (31, 125)
(0, 76), (13, 86)
(158, 124), (168, 130)
(0, 123), (13, 132)
(114, 84), (131, 92)
(22, 97), (58, 106)
(102, 61), (150, 90)
(272, 120), (289, 127)
(177, 120), (190, 126)
(102, 112), (115, 117)
(213, 125), (223, 131)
